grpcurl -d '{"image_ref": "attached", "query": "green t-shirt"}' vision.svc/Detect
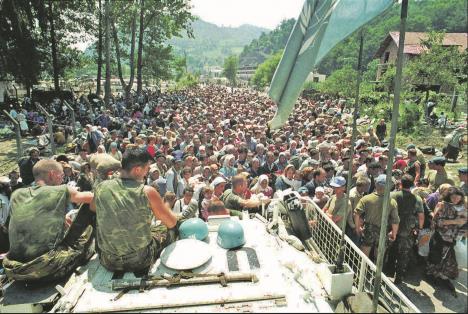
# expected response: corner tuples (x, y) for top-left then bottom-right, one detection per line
(325, 194), (351, 230)
(220, 189), (244, 212)
(426, 170), (455, 192)
(8, 185), (70, 262)
(354, 192), (400, 227)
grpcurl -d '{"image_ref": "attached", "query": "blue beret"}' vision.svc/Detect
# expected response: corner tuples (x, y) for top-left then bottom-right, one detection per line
(429, 157), (446, 165)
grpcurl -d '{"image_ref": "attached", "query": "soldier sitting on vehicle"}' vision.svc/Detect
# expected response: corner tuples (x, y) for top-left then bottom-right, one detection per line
(3, 159), (95, 282)
(92, 147), (178, 273)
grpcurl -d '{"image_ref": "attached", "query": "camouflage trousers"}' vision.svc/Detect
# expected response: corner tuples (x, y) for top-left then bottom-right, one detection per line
(362, 223), (383, 248)
(395, 232), (415, 276)
(99, 225), (171, 273)
(384, 231), (415, 277)
(3, 226), (94, 282)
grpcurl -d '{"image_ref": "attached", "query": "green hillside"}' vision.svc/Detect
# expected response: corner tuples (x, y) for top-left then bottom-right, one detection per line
(239, 0), (467, 75)
(239, 19), (295, 67)
(168, 19), (268, 71)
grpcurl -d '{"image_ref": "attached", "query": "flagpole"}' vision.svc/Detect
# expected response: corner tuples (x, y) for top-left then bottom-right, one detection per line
(372, 0), (408, 312)
(335, 29), (364, 273)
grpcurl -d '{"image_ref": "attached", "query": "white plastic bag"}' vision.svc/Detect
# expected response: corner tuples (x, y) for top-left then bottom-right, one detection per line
(418, 228), (432, 257)
(454, 238), (467, 269)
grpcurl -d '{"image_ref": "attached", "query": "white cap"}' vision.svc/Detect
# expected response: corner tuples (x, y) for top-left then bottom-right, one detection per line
(210, 176), (227, 188)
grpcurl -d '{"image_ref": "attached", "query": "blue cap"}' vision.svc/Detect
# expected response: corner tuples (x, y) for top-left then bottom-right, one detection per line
(375, 174), (387, 186)
(330, 176), (346, 188)
(298, 187), (309, 194)
(458, 167), (468, 174)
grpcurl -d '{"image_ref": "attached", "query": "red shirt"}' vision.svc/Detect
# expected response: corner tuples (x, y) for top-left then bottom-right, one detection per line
(147, 145), (156, 158)
(393, 159), (407, 171)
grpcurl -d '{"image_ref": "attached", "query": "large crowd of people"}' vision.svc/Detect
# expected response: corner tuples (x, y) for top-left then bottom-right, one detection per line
(0, 85), (466, 296)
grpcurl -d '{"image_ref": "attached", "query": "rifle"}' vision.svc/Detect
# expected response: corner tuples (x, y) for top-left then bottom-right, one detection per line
(111, 271), (258, 292)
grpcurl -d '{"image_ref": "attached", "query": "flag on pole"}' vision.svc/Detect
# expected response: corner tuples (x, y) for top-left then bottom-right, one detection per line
(268, 0), (394, 129)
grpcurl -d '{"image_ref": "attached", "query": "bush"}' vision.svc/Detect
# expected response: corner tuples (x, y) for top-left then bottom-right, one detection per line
(173, 73), (199, 90)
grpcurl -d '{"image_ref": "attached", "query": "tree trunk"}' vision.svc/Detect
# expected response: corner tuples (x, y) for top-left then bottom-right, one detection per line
(136, 0), (144, 96)
(104, 0), (111, 105)
(112, 20), (125, 89)
(48, 0), (60, 92)
(126, 6), (137, 101)
(112, 2), (137, 101)
(96, 0), (103, 96)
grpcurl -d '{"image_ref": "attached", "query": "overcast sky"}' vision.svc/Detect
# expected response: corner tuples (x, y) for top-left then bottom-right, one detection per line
(191, 0), (304, 30)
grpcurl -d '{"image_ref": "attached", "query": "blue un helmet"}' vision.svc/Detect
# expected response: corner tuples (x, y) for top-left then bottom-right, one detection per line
(217, 220), (246, 249)
(178, 218), (209, 241)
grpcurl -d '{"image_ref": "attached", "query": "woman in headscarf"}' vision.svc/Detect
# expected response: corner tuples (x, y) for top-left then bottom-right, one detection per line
(249, 158), (262, 179)
(250, 174), (273, 199)
(96, 144), (106, 154)
(220, 154), (237, 179)
(273, 152), (289, 172)
(108, 142), (122, 161)
(426, 187), (467, 295)
(275, 164), (298, 192)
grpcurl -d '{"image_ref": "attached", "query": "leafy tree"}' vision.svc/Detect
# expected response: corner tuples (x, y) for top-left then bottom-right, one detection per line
(223, 55), (239, 88)
(174, 72), (199, 90)
(173, 55), (188, 81)
(238, 0), (466, 77)
(134, 0), (195, 95)
(0, 0), (46, 94)
(250, 50), (283, 90)
(318, 65), (358, 98)
(0, 0), (95, 94)
(404, 31), (466, 117)
(44, 0), (96, 91)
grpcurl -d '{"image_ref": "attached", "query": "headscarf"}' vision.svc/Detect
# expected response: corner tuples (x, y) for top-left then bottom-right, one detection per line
(251, 174), (269, 194)
(280, 164), (301, 190)
(223, 154), (236, 169)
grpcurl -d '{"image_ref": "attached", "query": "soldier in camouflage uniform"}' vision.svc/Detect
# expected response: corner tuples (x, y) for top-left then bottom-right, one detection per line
(93, 147), (178, 273)
(3, 160), (95, 282)
(354, 174), (400, 259)
(388, 174), (425, 284)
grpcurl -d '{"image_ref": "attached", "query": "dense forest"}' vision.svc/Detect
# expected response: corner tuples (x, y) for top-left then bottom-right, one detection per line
(238, 19), (295, 67)
(239, 0), (467, 75)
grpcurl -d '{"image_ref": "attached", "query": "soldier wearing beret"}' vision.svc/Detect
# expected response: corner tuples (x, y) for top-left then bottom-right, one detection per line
(458, 167), (468, 196)
(425, 157), (455, 192)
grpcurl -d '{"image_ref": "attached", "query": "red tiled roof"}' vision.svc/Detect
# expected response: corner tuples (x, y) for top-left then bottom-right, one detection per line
(374, 32), (467, 58)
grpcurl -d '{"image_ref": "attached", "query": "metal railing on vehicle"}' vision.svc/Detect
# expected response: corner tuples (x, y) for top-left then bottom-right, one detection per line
(303, 199), (420, 313)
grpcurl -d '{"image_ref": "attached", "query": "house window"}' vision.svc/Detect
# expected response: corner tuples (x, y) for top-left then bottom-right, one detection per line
(313, 77), (319, 83)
